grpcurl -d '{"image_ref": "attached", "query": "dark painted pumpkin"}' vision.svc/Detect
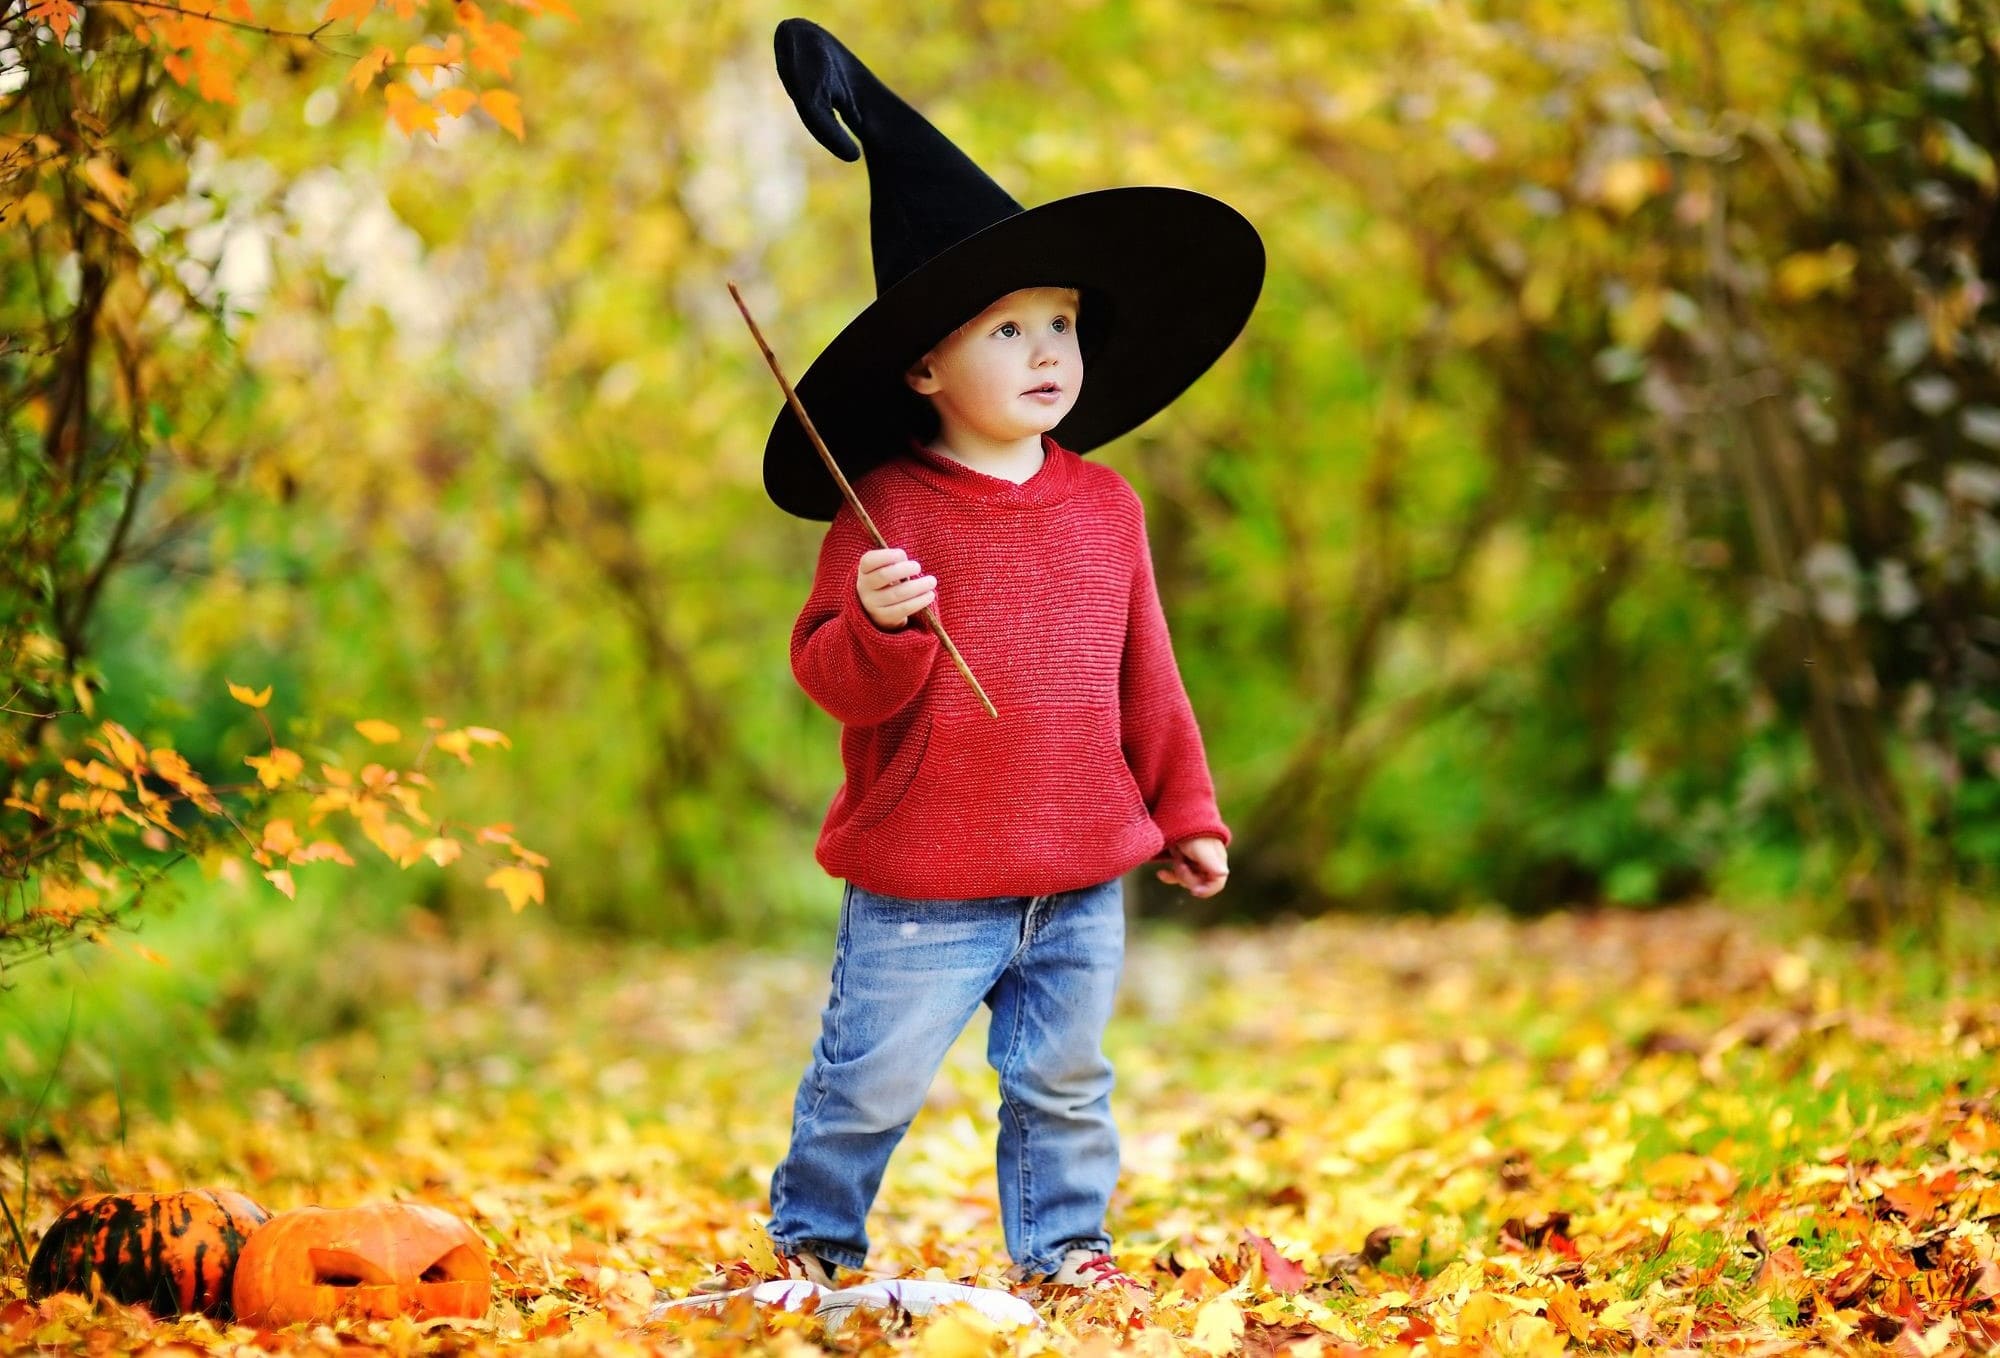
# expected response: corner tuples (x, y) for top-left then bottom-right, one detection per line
(26, 1188), (271, 1318)
(231, 1203), (491, 1326)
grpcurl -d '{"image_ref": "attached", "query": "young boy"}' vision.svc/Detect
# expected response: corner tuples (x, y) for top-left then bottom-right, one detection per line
(706, 17), (1263, 1300)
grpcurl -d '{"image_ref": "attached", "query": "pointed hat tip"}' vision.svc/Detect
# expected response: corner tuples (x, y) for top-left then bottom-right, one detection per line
(774, 17), (862, 163)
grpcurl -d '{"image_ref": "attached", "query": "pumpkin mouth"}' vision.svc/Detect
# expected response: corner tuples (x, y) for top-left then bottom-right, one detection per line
(309, 1243), (487, 1287)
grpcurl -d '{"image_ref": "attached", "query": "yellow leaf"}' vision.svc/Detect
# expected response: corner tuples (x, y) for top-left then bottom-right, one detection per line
(422, 837), (462, 867)
(437, 87), (478, 118)
(1497, 1314), (1569, 1357)
(354, 718), (402, 744)
(1594, 1299), (1642, 1333)
(1189, 1296), (1245, 1356)
(227, 679), (272, 708)
(35, 878), (100, 920)
(72, 670), (95, 716)
(486, 864), (544, 912)
(1774, 244), (1859, 302)
(19, 191), (53, 229)
(1598, 157), (1664, 215)
(64, 758), (128, 790)
(244, 746), (304, 788)
(128, 943), (170, 967)
(150, 748), (220, 812)
(384, 83), (441, 138)
(264, 868), (296, 899)
(1456, 1293), (1515, 1339)
(743, 1226), (780, 1274)
(362, 816), (417, 864)
(97, 721), (146, 772)
(479, 88), (524, 139)
(347, 44), (395, 92)
(260, 818), (303, 858)
(915, 1310), (1005, 1357)
(404, 34), (462, 68)
(322, 0), (374, 21)
(465, 725), (511, 747)
(1545, 1284), (1590, 1341)
(80, 157), (131, 210)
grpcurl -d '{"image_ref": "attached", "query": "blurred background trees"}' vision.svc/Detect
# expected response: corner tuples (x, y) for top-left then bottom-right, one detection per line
(4, 0), (1994, 989)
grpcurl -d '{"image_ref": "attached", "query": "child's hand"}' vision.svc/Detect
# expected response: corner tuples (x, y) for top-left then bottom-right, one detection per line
(856, 546), (937, 631)
(1156, 835), (1228, 897)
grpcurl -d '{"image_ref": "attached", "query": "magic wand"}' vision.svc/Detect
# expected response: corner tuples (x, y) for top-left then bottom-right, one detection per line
(729, 280), (999, 719)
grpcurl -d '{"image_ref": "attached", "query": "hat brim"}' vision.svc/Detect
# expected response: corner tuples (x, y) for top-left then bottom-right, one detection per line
(762, 185), (1264, 521)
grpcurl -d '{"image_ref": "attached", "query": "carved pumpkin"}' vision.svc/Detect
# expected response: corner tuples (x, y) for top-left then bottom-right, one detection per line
(26, 1188), (271, 1318)
(230, 1203), (491, 1326)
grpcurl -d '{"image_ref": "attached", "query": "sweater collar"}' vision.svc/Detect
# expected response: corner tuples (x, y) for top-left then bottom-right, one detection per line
(898, 432), (1080, 509)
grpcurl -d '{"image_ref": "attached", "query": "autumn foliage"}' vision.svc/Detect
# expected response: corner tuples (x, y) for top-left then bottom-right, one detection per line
(4, 905), (1998, 1352)
(3, 0), (563, 970)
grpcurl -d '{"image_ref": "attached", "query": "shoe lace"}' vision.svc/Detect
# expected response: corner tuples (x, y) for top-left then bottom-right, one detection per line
(1076, 1252), (1138, 1285)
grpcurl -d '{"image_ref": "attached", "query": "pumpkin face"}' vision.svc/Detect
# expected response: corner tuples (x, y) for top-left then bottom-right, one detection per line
(26, 1189), (271, 1318)
(230, 1203), (491, 1326)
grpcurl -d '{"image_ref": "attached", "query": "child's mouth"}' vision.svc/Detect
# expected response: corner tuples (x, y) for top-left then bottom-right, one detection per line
(1023, 385), (1062, 401)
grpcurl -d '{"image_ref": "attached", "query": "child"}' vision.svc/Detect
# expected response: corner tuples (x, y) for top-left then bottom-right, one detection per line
(709, 17), (1263, 1299)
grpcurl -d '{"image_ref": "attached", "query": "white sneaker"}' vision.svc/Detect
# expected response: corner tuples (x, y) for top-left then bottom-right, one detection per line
(652, 1264), (1041, 1335)
(670, 1248), (839, 1305)
(817, 1279), (1043, 1336)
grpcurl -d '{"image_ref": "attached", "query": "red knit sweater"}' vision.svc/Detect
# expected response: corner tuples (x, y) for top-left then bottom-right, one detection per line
(790, 432), (1230, 899)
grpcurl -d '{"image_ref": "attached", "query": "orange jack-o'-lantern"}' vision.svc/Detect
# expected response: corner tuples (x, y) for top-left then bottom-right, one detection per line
(27, 1189), (271, 1318)
(230, 1203), (492, 1327)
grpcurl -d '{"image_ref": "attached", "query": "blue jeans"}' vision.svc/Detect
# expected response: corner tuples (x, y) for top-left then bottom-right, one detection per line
(767, 876), (1127, 1277)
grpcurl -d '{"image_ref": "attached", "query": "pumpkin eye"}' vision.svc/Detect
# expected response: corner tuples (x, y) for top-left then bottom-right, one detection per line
(421, 1244), (487, 1284)
(308, 1248), (394, 1288)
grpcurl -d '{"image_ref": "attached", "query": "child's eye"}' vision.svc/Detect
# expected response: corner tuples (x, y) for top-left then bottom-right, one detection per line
(995, 318), (1069, 337)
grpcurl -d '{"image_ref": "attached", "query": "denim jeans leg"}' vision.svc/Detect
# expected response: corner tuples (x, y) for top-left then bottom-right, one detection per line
(985, 875), (1126, 1276)
(768, 883), (1021, 1272)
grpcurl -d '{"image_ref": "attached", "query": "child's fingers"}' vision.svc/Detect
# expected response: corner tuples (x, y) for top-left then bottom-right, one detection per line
(858, 547), (908, 572)
(865, 559), (930, 594)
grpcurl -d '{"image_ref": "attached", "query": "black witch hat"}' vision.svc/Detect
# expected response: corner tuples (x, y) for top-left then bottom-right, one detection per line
(762, 18), (1265, 521)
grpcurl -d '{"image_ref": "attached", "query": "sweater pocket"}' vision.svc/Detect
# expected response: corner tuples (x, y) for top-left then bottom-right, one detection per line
(887, 696), (1151, 854)
(846, 708), (936, 832)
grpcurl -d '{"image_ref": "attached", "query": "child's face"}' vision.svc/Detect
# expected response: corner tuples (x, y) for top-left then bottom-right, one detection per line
(904, 286), (1082, 445)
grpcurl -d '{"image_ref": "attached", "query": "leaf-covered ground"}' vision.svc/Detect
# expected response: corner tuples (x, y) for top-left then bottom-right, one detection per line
(4, 902), (1998, 1355)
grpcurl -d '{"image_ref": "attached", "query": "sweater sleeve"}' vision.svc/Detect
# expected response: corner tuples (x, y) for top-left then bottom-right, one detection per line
(1119, 511), (1231, 856)
(790, 502), (940, 728)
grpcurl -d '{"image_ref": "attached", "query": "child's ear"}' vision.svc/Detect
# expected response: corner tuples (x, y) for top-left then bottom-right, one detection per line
(905, 358), (941, 395)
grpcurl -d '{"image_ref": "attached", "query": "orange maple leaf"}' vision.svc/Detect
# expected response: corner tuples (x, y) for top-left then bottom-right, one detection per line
(26, 1), (81, 42)
(479, 88), (524, 139)
(383, 83), (440, 138)
(348, 44), (395, 92)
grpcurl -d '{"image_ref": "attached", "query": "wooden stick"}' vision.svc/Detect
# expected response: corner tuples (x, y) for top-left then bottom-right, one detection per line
(729, 280), (999, 719)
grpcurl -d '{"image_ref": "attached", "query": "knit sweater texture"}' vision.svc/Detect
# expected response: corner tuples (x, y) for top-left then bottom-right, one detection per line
(790, 431), (1230, 899)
